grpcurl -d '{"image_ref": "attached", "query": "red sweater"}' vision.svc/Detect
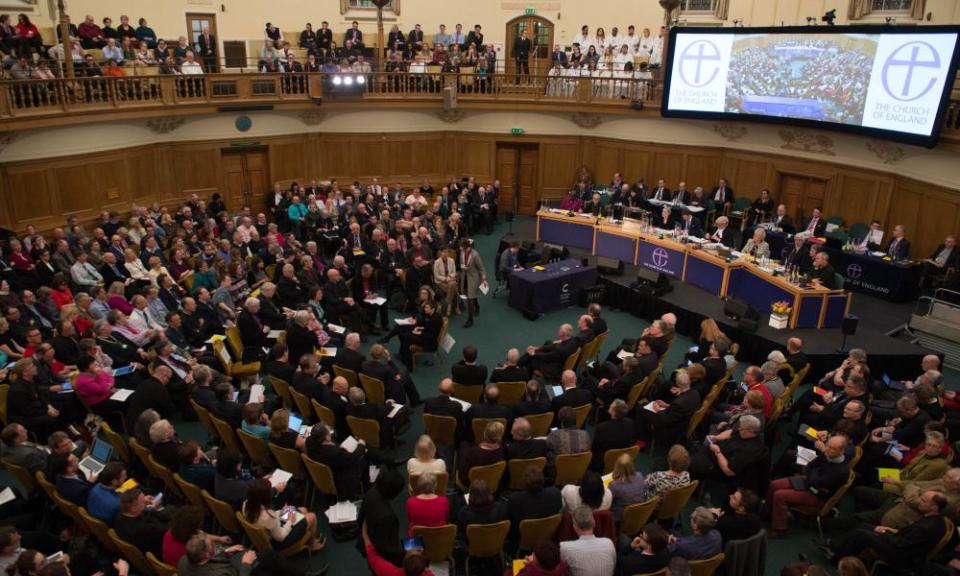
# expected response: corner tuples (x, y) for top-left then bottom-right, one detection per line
(365, 543), (435, 576)
(405, 495), (449, 536)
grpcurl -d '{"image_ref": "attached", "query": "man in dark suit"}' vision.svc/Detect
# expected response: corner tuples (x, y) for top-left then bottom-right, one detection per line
(551, 44), (567, 67)
(464, 384), (512, 443)
(424, 378), (466, 444)
(573, 315), (596, 348)
(125, 367), (176, 430)
(783, 234), (812, 273)
(648, 371), (701, 449)
(506, 417), (548, 460)
(277, 264), (307, 308)
(801, 207), (827, 237)
(333, 332), (366, 373)
(319, 376), (351, 441)
(594, 356), (645, 412)
(490, 348), (530, 384)
(513, 29), (531, 81)
(346, 386), (396, 449)
(678, 209), (702, 237)
(317, 21), (333, 55)
(711, 178), (734, 211)
(361, 344), (420, 405)
(671, 182), (691, 205)
(806, 251), (837, 289)
(407, 24), (424, 53)
(922, 235), (958, 288)
(886, 224), (912, 260)
(519, 323), (580, 382)
(451, 344), (488, 386)
(587, 304), (607, 336)
(590, 399), (635, 471)
(345, 21), (363, 49)
(99, 252), (130, 286)
(650, 178), (670, 202)
(785, 337), (808, 374)
(709, 216), (737, 248)
(237, 298), (268, 363)
(292, 354), (330, 401)
(551, 370), (594, 417)
(197, 27), (217, 72)
(771, 204), (793, 233)
(466, 24), (484, 52)
(266, 342), (296, 381)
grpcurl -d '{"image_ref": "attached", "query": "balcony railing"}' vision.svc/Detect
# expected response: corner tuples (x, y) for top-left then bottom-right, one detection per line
(0, 71), (662, 121)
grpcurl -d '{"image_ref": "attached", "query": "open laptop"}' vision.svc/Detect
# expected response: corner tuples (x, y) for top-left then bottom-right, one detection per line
(79, 438), (112, 478)
(287, 413), (309, 436)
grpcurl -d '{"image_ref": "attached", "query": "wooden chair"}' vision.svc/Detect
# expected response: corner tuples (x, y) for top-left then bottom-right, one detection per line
(471, 417), (507, 444)
(496, 381), (526, 407)
(554, 451), (592, 486)
(210, 414), (242, 453)
(657, 480), (700, 525)
(686, 404), (712, 442)
(633, 569), (668, 576)
(302, 453), (338, 507)
(108, 528), (154, 576)
(464, 520), (510, 576)
(869, 517), (954, 575)
(603, 445), (640, 474)
(346, 415), (381, 449)
(518, 513), (562, 553)
(689, 553), (725, 576)
(268, 444), (308, 482)
(413, 524), (457, 569)
(458, 460), (506, 493)
(4, 461), (36, 496)
(525, 412), (555, 438)
(562, 348), (582, 372)
(0, 383), (9, 425)
(99, 421), (131, 463)
(332, 365), (359, 389)
(409, 471), (449, 496)
(50, 490), (85, 528)
(311, 398), (336, 428)
(78, 507), (118, 551)
(422, 413), (458, 446)
(127, 437), (152, 471)
(288, 387), (314, 424)
(237, 428), (275, 469)
(174, 472), (207, 509)
(787, 469), (855, 540)
(190, 398), (219, 440)
(358, 373), (386, 405)
(410, 317), (449, 370)
(147, 454), (185, 499)
(34, 470), (56, 500)
(212, 337), (260, 378)
(453, 382), (483, 404)
(572, 403), (592, 429)
(236, 510), (311, 557)
(146, 551), (178, 576)
(268, 375), (294, 410)
(201, 490), (241, 535)
(621, 496), (661, 537)
(507, 457), (546, 491)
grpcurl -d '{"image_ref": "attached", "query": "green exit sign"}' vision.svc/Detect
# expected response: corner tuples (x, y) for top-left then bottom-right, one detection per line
(511, 127), (524, 135)
(525, 7), (536, 14)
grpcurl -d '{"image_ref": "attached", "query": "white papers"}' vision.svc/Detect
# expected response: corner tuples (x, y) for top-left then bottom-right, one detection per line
(731, 251), (744, 258)
(270, 469), (293, 488)
(796, 446), (817, 466)
(365, 296), (388, 306)
(109, 389), (134, 402)
(327, 323), (346, 334)
(248, 384), (265, 404)
(395, 317), (416, 326)
(267, 330), (285, 339)
(450, 397), (471, 412)
(643, 401), (662, 413)
(440, 333), (456, 353)
(387, 403), (404, 418)
(325, 501), (358, 524)
(870, 251), (887, 258)
(0, 487), (15, 506)
(318, 347), (337, 357)
(369, 465), (380, 483)
(463, 493), (470, 505)
(616, 350), (635, 360)
(340, 435), (360, 453)
(478, 282), (489, 296)
(217, 345), (232, 367)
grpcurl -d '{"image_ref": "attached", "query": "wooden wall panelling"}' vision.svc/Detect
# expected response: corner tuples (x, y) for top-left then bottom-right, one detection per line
(172, 145), (220, 200)
(621, 146), (651, 186)
(317, 138), (352, 181)
(682, 153), (722, 192)
(127, 148), (158, 202)
(4, 167), (55, 228)
(0, 173), (9, 229)
(270, 140), (307, 186)
(455, 136), (495, 183)
(651, 150), (685, 187)
(721, 155), (771, 200)
(825, 172), (892, 227)
(590, 141), (624, 184)
(539, 140), (580, 200)
(54, 163), (97, 216)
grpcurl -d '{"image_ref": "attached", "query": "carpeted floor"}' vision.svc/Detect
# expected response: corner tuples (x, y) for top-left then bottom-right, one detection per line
(6, 215), (957, 576)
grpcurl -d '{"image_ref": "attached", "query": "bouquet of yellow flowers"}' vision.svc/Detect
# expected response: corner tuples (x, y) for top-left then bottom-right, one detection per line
(771, 301), (792, 316)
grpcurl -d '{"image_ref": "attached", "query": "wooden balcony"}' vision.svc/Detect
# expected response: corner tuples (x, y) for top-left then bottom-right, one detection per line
(0, 71), (662, 130)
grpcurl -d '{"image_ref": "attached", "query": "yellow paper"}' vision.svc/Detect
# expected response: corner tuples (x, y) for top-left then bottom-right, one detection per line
(602, 473), (613, 487)
(533, 266), (545, 271)
(802, 426), (820, 440)
(878, 468), (901, 481)
(513, 559), (527, 575)
(116, 478), (140, 493)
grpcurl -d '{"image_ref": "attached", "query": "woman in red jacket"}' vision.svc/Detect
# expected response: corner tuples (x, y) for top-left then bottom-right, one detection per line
(15, 14), (41, 53)
(74, 354), (125, 416)
(516, 542), (569, 576)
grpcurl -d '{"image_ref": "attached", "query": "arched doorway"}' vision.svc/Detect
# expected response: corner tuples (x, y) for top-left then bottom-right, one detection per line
(505, 15), (554, 79)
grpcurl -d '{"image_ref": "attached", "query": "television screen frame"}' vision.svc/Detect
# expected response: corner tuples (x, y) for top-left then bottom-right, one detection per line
(660, 25), (960, 148)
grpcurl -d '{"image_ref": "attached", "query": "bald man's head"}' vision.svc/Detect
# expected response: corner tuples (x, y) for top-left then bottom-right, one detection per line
(438, 378), (454, 396)
(561, 370), (577, 389)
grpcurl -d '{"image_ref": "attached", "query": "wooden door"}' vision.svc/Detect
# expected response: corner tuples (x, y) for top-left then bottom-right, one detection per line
(778, 173), (828, 223)
(505, 15), (554, 79)
(187, 13), (218, 72)
(222, 149), (269, 211)
(497, 144), (539, 215)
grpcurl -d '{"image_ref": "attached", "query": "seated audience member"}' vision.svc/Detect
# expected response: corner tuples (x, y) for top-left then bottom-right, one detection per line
(645, 445), (693, 499)
(690, 415), (766, 485)
(405, 473), (449, 535)
(669, 507), (723, 561)
(519, 324), (579, 382)
(305, 422), (368, 501)
(87, 461), (127, 524)
(214, 448), (255, 511)
(710, 488), (763, 544)
(114, 488), (168, 557)
(407, 434), (447, 477)
(589, 399), (633, 471)
(515, 542), (568, 576)
(456, 479), (508, 542)
(464, 384), (512, 444)
(458, 420), (507, 489)
(490, 348), (531, 383)
(242, 478), (326, 552)
(162, 505), (231, 568)
(608, 452), (647, 522)
(508, 466), (562, 537)
(561, 471), (612, 513)
(178, 439), (216, 492)
(559, 506), (616, 576)
(617, 522), (671, 576)
(451, 344), (487, 386)
(546, 406), (591, 468)
(51, 453), (93, 507)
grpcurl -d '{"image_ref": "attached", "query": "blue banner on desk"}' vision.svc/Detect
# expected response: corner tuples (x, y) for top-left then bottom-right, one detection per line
(637, 242), (685, 278)
(538, 216), (595, 251)
(508, 259), (599, 314)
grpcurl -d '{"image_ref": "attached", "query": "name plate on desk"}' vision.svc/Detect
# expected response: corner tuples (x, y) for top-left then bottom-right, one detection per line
(637, 241), (684, 278)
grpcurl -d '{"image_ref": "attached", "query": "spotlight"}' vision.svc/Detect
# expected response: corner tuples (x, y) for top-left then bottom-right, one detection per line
(357, 75), (365, 84)
(821, 9), (836, 25)
(332, 76), (343, 86)
(326, 73), (365, 98)
(344, 76), (354, 85)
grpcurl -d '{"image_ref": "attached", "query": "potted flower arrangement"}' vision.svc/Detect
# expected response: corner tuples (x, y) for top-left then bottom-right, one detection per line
(769, 300), (792, 329)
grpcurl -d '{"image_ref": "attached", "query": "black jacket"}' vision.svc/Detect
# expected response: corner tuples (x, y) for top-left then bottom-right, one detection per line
(451, 361), (488, 386)
(237, 310), (267, 363)
(490, 364), (530, 384)
(333, 348), (365, 373)
(590, 417), (635, 470)
(306, 438), (367, 501)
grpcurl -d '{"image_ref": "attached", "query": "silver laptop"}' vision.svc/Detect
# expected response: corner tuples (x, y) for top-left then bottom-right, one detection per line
(78, 438), (112, 478)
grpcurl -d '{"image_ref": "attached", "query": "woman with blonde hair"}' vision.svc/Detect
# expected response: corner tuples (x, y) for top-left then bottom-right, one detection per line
(407, 434), (446, 477)
(687, 318), (727, 364)
(609, 453), (648, 521)
(645, 445), (692, 498)
(106, 281), (133, 314)
(268, 408), (306, 451)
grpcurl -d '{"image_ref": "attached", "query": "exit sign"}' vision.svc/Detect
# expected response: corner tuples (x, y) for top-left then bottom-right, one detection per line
(511, 127), (524, 135)
(525, 7), (536, 14)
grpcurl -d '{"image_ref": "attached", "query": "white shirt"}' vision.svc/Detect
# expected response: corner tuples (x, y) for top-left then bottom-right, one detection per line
(614, 52), (632, 70)
(561, 483), (612, 512)
(560, 535), (617, 576)
(651, 37), (664, 65)
(181, 60), (203, 75)
(70, 260), (102, 286)
(608, 35), (623, 51)
(573, 33), (593, 50)
(624, 34), (641, 54)
(639, 35), (656, 55)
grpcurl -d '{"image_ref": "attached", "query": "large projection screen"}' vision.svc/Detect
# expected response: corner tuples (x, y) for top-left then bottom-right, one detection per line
(661, 26), (960, 147)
